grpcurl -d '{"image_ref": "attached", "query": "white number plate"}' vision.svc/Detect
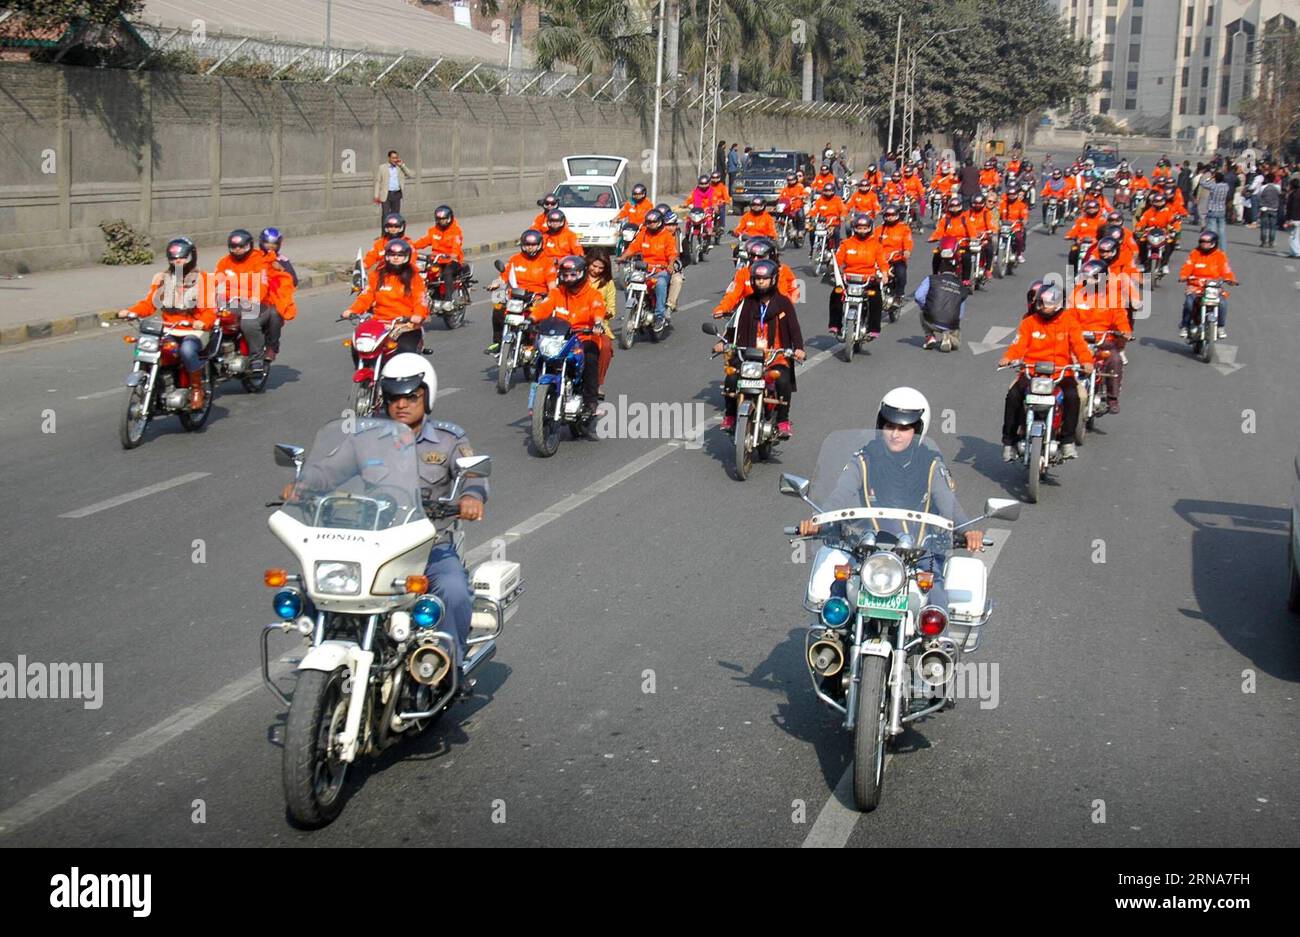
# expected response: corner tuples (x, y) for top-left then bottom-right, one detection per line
(504, 314), (527, 326)
(736, 379), (766, 390)
(1025, 393), (1056, 406)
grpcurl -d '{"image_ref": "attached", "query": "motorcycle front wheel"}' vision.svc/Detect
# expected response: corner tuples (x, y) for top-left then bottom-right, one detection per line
(178, 365), (215, 432)
(852, 654), (889, 812)
(530, 383), (561, 457)
(496, 334), (516, 394)
(733, 410), (754, 481)
(1026, 435), (1043, 504)
(621, 302), (639, 350)
(119, 382), (150, 449)
(282, 667), (350, 828)
(1199, 318), (1215, 364)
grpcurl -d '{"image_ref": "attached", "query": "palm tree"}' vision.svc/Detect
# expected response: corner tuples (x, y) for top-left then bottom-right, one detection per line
(533, 0), (657, 82)
(787, 0), (864, 102)
(678, 0), (787, 96)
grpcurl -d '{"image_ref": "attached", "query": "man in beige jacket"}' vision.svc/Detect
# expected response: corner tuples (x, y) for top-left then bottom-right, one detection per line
(375, 150), (413, 230)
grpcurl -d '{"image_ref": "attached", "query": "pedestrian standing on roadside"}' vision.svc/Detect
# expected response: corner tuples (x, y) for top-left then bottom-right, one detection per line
(374, 150), (412, 232)
(727, 144), (741, 189)
(716, 140), (727, 177)
(1258, 173), (1281, 248)
(1205, 171), (1229, 243)
(1282, 179), (1300, 258)
(1225, 164), (1239, 224)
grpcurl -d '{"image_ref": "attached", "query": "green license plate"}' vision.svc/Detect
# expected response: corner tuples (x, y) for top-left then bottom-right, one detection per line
(857, 590), (908, 619)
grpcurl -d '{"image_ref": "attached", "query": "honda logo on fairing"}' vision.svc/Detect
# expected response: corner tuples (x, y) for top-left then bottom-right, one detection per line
(314, 533), (367, 542)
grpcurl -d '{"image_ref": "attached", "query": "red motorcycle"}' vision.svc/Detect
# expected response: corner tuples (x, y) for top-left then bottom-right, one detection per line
(682, 207), (713, 266)
(340, 313), (424, 417)
(418, 253), (475, 330)
(214, 304), (271, 394)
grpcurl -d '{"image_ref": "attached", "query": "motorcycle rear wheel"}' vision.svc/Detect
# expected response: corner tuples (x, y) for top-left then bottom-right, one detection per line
(852, 654), (889, 812)
(530, 383), (561, 457)
(496, 335), (516, 395)
(733, 411), (753, 481)
(241, 361), (270, 394)
(351, 381), (375, 418)
(282, 667), (349, 829)
(119, 383), (150, 449)
(1026, 436), (1043, 503)
(178, 365), (215, 432)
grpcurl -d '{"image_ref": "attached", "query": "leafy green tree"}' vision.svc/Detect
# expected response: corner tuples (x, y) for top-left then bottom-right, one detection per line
(7, 0), (144, 29)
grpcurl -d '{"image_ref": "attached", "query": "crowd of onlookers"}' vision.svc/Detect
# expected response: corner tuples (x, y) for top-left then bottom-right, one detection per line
(1177, 156), (1300, 257)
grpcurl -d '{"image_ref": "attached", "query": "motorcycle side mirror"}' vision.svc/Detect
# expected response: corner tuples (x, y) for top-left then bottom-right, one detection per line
(983, 498), (1021, 522)
(778, 473), (810, 499)
(274, 443), (304, 468)
(493, 259), (507, 273)
(455, 454), (491, 478)
(701, 322), (720, 336)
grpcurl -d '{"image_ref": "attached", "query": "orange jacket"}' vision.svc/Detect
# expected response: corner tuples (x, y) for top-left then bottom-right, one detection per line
(363, 235), (398, 270)
(1006, 159), (1022, 175)
(862, 169), (883, 189)
(542, 227), (584, 266)
(979, 168), (1001, 189)
(1151, 165), (1173, 181)
(1163, 188), (1187, 215)
(931, 174), (957, 196)
(1131, 175), (1152, 192)
(347, 271), (429, 323)
(713, 263), (800, 315)
(615, 199), (651, 226)
(882, 181), (906, 204)
(777, 184), (807, 213)
(532, 210), (552, 232)
(1041, 178), (1072, 198)
(846, 190), (881, 217)
(624, 226), (679, 270)
(255, 249), (299, 321)
(964, 208), (996, 238)
(732, 211), (778, 239)
(1066, 214), (1106, 241)
(835, 236), (887, 278)
(529, 282), (606, 331)
(1137, 207), (1178, 231)
(811, 172), (836, 192)
(809, 195), (847, 223)
(126, 270), (219, 330)
(999, 196), (1030, 222)
(709, 182), (730, 208)
(903, 176), (926, 200)
(930, 212), (973, 242)
(500, 251), (555, 295)
(214, 253), (270, 305)
(874, 222), (913, 260)
(1067, 287), (1130, 335)
(412, 220), (465, 263)
(1004, 311), (1093, 373)
(1179, 248), (1236, 291)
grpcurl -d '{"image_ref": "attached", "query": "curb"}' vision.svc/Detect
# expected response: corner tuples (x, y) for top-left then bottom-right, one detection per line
(0, 239), (518, 349)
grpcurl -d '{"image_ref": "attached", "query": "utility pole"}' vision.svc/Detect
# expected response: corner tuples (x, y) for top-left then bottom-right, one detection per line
(651, 0), (666, 203)
(886, 14), (902, 157)
(325, 0), (332, 70)
(697, 0), (722, 175)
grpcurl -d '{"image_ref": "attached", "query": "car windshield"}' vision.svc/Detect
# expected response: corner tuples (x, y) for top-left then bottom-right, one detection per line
(807, 429), (954, 560)
(745, 153), (798, 173)
(288, 419), (426, 531)
(554, 184), (616, 209)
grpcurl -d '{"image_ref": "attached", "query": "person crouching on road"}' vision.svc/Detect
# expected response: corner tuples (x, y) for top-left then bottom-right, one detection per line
(711, 259), (806, 440)
(997, 284), (1094, 462)
(915, 237), (968, 351)
(343, 239), (428, 365)
(116, 237), (218, 410)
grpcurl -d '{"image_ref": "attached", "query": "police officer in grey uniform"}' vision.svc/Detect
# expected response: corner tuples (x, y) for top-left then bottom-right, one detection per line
(288, 354), (486, 661)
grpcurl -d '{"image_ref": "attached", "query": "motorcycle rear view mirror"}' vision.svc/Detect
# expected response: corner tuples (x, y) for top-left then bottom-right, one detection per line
(983, 498), (1021, 522)
(274, 444), (305, 468)
(493, 259), (507, 273)
(779, 473), (822, 513)
(701, 322), (720, 336)
(455, 455), (491, 478)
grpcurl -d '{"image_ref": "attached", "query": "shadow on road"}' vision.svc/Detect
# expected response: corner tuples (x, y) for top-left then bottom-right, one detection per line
(1172, 498), (1300, 681)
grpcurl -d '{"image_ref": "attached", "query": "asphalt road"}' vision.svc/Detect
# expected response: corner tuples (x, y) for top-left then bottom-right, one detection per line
(1, 215), (1297, 848)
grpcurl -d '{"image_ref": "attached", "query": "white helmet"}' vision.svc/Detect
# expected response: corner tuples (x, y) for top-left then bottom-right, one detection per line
(379, 353), (437, 413)
(877, 387), (931, 439)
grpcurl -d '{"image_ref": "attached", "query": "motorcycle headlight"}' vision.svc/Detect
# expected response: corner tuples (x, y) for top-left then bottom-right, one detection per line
(862, 553), (905, 597)
(538, 334), (568, 359)
(273, 588), (303, 620)
(314, 561), (362, 596)
(821, 596), (852, 627)
(353, 335), (379, 353)
(1030, 376), (1054, 395)
(136, 336), (160, 353)
(411, 595), (445, 629)
(740, 360), (764, 379)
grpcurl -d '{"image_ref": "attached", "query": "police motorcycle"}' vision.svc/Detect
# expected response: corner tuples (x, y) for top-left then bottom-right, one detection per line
(779, 428), (1018, 811)
(261, 418), (521, 827)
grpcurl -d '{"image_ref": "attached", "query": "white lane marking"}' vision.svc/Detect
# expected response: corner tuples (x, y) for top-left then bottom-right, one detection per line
(59, 472), (211, 519)
(316, 332), (353, 344)
(801, 528), (1012, 848)
(678, 298), (708, 311)
(436, 387), (460, 399)
(76, 387), (126, 401)
(968, 326), (1016, 356)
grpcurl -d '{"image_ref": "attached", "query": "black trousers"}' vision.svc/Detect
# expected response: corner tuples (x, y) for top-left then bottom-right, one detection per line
(829, 286), (882, 333)
(1002, 374), (1080, 445)
(438, 260), (462, 300)
(889, 260), (907, 299)
(724, 363), (793, 422)
(239, 307), (284, 358)
(580, 339), (601, 408)
(381, 190), (403, 230)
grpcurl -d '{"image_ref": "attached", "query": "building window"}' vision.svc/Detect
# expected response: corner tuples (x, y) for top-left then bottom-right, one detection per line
(1201, 66), (1209, 87)
(1129, 42), (1141, 61)
(1203, 36), (1211, 56)
(1181, 66), (1189, 87)
(1134, 0), (1143, 6)
(1104, 43), (1115, 61)
(1131, 16), (1142, 34)
(1100, 98), (1111, 113)
(1179, 96), (1188, 114)
(1220, 75), (1231, 110)
(1184, 36), (1192, 56)
(1126, 72), (1139, 90)
(1157, 76), (1163, 85)
(1125, 97), (1137, 110)
(1206, 5), (1214, 27)
(1186, 5), (1194, 27)
(1101, 71), (1113, 89)
(1198, 97), (1207, 114)
(1106, 15), (1117, 34)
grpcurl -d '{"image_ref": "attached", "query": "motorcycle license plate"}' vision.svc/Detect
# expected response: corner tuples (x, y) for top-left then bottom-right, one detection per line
(1025, 394), (1056, 406)
(736, 379), (766, 390)
(504, 314), (528, 326)
(857, 591), (908, 619)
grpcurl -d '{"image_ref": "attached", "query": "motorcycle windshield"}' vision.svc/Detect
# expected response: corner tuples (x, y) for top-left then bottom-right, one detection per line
(808, 429), (953, 561)
(290, 419), (427, 531)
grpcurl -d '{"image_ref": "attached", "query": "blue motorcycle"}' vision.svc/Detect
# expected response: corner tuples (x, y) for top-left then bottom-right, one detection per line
(528, 316), (595, 457)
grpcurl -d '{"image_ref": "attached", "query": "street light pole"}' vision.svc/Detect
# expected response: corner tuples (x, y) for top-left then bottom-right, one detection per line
(325, 0), (332, 70)
(886, 14), (902, 156)
(650, 0), (667, 203)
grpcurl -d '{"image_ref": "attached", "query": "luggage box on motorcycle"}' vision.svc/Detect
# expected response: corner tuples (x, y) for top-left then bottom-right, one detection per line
(943, 555), (989, 652)
(470, 559), (523, 624)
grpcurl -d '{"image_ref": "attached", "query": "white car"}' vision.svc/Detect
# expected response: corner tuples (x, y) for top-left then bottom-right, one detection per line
(551, 155), (628, 249)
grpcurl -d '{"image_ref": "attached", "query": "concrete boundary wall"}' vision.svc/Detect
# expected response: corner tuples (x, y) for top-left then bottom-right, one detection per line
(0, 63), (880, 275)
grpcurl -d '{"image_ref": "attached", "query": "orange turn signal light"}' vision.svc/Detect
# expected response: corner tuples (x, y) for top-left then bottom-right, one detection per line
(385, 339), (398, 350)
(123, 335), (137, 344)
(724, 366), (738, 376)
(834, 564), (853, 581)
(767, 369), (782, 381)
(342, 338), (352, 348)
(264, 568), (288, 587)
(405, 575), (430, 594)
(916, 571), (935, 591)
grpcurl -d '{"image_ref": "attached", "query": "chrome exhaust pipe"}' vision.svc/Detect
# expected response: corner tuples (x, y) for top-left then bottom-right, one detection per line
(407, 639), (452, 686)
(915, 645), (954, 689)
(808, 633), (845, 677)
